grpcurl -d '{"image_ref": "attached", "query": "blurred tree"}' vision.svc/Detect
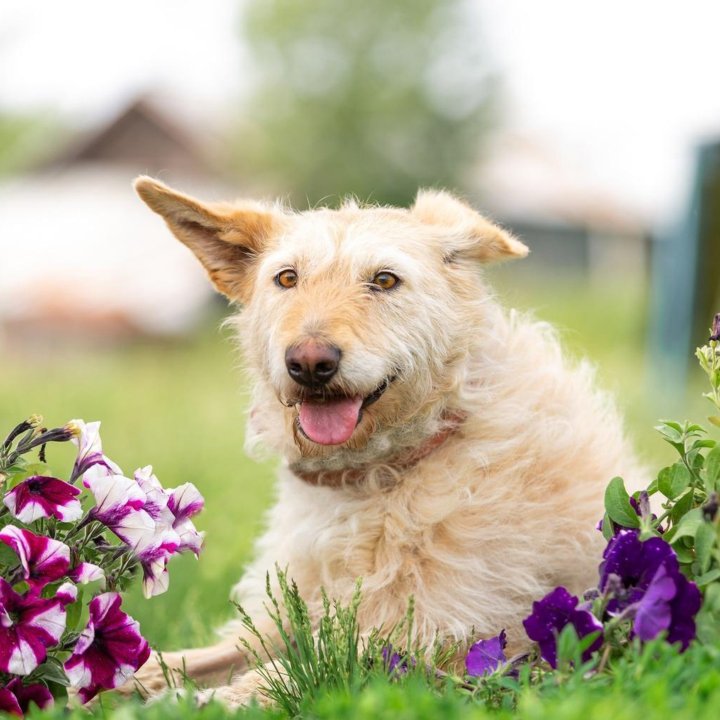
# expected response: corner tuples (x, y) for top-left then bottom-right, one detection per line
(236, 0), (496, 207)
(0, 114), (64, 178)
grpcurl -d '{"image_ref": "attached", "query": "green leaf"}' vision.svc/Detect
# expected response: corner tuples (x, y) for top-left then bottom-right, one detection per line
(658, 463), (691, 499)
(693, 568), (720, 586)
(705, 445), (720, 492)
(32, 656), (70, 687)
(654, 422), (687, 456)
(604, 476), (640, 529)
(601, 512), (614, 541)
(708, 415), (720, 428)
(695, 521), (716, 573)
(666, 508), (703, 542)
(670, 489), (694, 525)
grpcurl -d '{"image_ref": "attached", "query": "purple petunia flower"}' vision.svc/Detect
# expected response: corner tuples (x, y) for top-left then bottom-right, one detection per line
(0, 527), (71, 590)
(600, 530), (701, 649)
(3, 475), (82, 524)
(466, 630), (507, 677)
(0, 579), (75, 675)
(381, 644), (414, 675)
(68, 420), (121, 483)
(522, 587), (603, 668)
(0, 678), (53, 717)
(64, 592), (150, 704)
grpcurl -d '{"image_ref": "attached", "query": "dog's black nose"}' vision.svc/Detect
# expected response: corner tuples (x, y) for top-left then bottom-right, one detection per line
(285, 342), (340, 387)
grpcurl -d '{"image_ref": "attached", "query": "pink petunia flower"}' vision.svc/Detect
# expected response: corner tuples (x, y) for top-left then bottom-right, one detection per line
(68, 419), (121, 483)
(0, 579), (76, 676)
(0, 678), (53, 717)
(0, 527), (71, 590)
(64, 592), (150, 704)
(3, 476), (82, 523)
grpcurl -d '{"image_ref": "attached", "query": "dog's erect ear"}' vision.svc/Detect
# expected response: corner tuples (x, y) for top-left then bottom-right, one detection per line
(134, 176), (283, 302)
(411, 189), (528, 263)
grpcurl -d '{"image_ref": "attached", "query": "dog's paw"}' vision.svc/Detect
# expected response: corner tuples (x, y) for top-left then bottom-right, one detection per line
(195, 672), (271, 710)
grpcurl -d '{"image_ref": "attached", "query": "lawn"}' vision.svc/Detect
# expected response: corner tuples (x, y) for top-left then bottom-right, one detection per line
(0, 272), (715, 717)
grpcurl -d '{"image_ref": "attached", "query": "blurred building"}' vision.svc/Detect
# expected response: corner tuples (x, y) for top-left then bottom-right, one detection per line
(475, 133), (650, 280)
(0, 98), (227, 348)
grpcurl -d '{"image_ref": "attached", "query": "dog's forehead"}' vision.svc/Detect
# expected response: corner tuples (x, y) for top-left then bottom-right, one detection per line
(270, 206), (436, 267)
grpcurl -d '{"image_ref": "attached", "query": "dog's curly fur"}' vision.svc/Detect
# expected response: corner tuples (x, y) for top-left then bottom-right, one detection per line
(131, 177), (645, 706)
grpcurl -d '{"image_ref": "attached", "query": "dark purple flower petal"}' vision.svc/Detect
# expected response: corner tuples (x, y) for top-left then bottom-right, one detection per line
(602, 530), (701, 651)
(64, 592), (150, 703)
(633, 563), (701, 650)
(523, 587), (603, 668)
(0, 579), (69, 675)
(4, 678), (53, 715)
(0, 526), (71, 589)
(3, 476), (82, 524)
(633, 564), (676, 641)
(466, 630), (507, 677)
(0, 687), (22, 717)
(380, 643), (415, 675)
(600, 531), (676, 612)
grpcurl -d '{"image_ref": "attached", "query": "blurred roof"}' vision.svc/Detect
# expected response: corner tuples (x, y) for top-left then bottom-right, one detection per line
(41, 96), (215, 179)
(0, 97), (227, 347)
(476, 133), (646, 235)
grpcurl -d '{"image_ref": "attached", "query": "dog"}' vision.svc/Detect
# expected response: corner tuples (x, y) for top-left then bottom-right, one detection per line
(131, 177), (645, 706)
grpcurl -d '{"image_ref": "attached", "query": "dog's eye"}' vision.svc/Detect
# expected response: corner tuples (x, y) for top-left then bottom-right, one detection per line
(370, 271), (400, 291)
(275, 269), (298, 289)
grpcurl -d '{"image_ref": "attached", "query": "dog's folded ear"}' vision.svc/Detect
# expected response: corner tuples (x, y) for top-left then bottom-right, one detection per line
(411, 189), (528, 263)
(134, 176), (283, 302)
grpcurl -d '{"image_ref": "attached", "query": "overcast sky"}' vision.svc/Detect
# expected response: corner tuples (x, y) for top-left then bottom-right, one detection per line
(1, 0), (719, 223)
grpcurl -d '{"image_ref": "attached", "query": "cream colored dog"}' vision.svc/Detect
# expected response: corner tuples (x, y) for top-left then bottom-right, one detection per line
(132, 177), (644, 706)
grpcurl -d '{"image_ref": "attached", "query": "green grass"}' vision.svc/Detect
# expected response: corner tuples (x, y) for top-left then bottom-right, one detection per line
(23, 642), (720, 719)
(0, 274), (715, 716)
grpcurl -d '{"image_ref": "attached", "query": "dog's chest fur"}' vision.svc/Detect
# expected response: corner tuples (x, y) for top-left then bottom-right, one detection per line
(230, 309), (645, 652)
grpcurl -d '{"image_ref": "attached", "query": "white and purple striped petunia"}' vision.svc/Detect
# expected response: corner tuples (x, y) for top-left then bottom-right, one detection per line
(69, 562), (105, 585)
(167, 482), (205, 555)
(68, 419), (122, 483)
(85, 475), (147, 531)
(3, 476), (82, 524)
(0, 677), (54, 716)
(64, 592), (150, 704)
(0, 527), (71, 590)
(0, 579), (75, 676)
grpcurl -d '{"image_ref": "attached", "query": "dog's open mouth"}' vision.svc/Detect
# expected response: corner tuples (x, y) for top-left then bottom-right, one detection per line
(295, 377), (394, 446)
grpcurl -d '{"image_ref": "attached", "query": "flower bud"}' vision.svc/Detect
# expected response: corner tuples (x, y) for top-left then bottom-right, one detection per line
(711, 313), (720, 342)
(64, 420), (82, 438)
(702, 492), (719, 522)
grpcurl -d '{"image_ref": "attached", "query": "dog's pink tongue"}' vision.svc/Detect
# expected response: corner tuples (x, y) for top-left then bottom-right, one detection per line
(298, 396), (363, 445)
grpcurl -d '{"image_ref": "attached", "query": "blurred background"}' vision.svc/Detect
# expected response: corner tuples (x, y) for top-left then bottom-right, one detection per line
(1, 0), (719, 648)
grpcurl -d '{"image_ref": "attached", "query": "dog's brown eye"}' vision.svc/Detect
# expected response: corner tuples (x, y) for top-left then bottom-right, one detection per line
(275, 269), (298, 289)
(370, 271), (400, 291)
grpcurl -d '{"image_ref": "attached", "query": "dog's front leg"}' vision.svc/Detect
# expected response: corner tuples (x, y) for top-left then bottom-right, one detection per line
(130, 639), (247, 697)
(120, 614), (280, 699)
